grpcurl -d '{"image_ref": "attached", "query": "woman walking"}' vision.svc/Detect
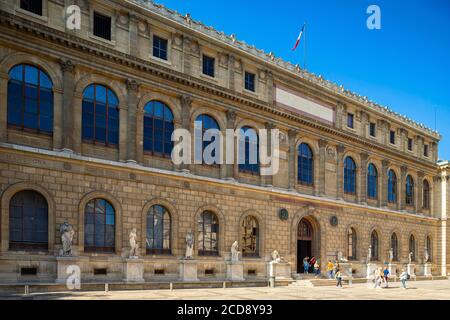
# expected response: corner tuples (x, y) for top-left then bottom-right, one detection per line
(399, 269), (408, 289)
(303, 257), (310, 274)
(335, 268), (343, 288)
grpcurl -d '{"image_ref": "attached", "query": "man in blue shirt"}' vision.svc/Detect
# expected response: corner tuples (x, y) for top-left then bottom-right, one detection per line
(383, 266), (390, 288)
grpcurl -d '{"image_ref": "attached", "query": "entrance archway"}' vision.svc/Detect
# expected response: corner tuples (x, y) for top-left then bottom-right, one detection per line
(297, 218), (313, 273)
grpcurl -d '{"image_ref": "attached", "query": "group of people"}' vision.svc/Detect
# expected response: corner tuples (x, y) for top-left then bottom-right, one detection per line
(302, 256), (321, 277)
(373, 267), (410, 289)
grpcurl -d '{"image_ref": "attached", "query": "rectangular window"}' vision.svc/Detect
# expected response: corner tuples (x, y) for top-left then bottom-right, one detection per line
(153, 35), (168, 60)
(244, 71), (255, 92)
(93, 11), (112, 41)
(202, 55), (215, 77)
(369, 122), (376, 137)
(424, 144), (429, 157)
(347, 113), (354, 129)
(408, 138), (413, 151)
(20, 0), (42, 16)
(390, 130), (396, 144)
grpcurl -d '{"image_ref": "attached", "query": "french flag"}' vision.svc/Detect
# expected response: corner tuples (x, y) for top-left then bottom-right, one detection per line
(292, 24), (305, 51)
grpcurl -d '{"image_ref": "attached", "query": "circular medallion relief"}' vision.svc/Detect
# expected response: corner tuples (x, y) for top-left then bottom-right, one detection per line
(138, 21), (147, 33)
(330, 215), (339, 227)
(278, 208), (289, 221)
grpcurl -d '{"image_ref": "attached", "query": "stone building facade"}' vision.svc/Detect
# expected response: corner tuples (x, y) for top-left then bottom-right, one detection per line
(0, 0), (448, 283)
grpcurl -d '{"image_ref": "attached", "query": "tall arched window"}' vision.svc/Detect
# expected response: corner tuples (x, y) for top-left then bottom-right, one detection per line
(409, 235), (416, 261)
(426, 236), (432, 262)
(198, 211), (219, 256)
(82, 84), (119, 146)
(241, 216), (259, 257)
(388, 170), (397, 203)
(9, 190), (48, 250)
(194, 114), (220, 165)
(391, 233), (399, 261)
(423, 179), (430, 210)
(367, 163), (378, 199)
(84, 198), (115, 253)
(406, 175), (415, 206)
(146, 205), (171, 254)
(7, 64), (53, 133)
(239, 126), (260, 174)
(371, 231), (379, 261)
(143, 101), (174, 156)
(298, 143), (314, 185)
(348, 228), (357, 260)
(344, 156), (356, 194)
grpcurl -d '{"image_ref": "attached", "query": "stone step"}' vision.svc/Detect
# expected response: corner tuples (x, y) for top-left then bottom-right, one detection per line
(289, 280), (314, 288)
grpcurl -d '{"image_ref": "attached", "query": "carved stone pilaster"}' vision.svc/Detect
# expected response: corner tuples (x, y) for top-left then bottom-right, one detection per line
(359, 152), (369, 204)
(336, 144), (346, 199)
(400, 165), (408, 210)
(288, 129), (298, 189)
(318, 139), (327, 196)
(417, 171), (425, 213)
(126, 79), (139, 162)
(381, 159), (390, 207)
(59, 59), (76, 151)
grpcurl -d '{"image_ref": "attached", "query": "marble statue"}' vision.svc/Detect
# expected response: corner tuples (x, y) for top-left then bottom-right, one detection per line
(185, 230), (194, 259)
(129, 228), (139, 258)
(59, 221), (75, 256)
(271, 250), (284, 263)
(408, 251), (413, 264)
(389, 247), (394, 263)
(424, 247), (429, 263)
(366, 245), (372, 264)
(337, 251), (347, 262)
(231, 241), (240, 262)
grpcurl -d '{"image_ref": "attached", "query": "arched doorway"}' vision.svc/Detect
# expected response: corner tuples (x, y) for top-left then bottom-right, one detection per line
(297, 218), (313, 273)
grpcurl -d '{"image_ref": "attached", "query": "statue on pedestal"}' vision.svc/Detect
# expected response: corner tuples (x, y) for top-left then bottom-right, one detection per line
(129, 228), (139, 258)
(185, 230), (194, 259)
(366, 245), (372, 264)
(271, 250), (284, 263)
(59, 220), (75, 256)
(424, 247), (429, 263)
(389, 247), (394, 263)
(231, 241), (240, 262)
(408, 251), (413, 264)
(337, 251), (347, 262)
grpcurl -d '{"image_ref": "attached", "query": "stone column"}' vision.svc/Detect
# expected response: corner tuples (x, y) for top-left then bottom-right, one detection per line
(417, 171), (424, 214)
(178, 95), (192, 172)
(359, 152), (369, 204)
(225, 110), (236, 179)
(416, 135), (424, 159)
(439, 170), (447, 276)
(267, 71), (274, 105)
(129, 14), (139, 57)
(182, 36), (192, 75)
(336, 144), (346, 200)
(126, 79), (139, 162)
(136, 108), (144, 164)
(400, 165), (408, 210)
(0, 72), (8, 142)
(59, 59), (76, 152)
(335, 102), (345, 129)
(228, 55), (235, 91)
(381, 159), (390, 207)
(360, 111), (368, 138)
(262, 122), (275, 187)
(72, 92), (83, 154)
(318, 139), (327, 196)
(53, 88), (64, 151)
(288, 129), (298, 190)
(118, 104), (128, 162)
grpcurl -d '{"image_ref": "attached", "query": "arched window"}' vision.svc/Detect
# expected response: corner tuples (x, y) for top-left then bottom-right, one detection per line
(406, 175), (415, 206)
(409, 235), (416, 261)
(426, 236), (432, 262)
(298, 143), (314, 185)
(388, 170), (397, 203)
(371, 231), (379, 261)
(143, 101), (174, 156)
(239, 126), (260, 174)
(391, 233), (399, 261)
(423, 179), (430, 210)
(344, 156), (357, 194)
(241, 216), (259, 257)
(7, 64), (53, 133)
(194, 114), (220, 165)
(198, 211), (219, 256)
(146, 205), (171, 254)
(348, 228), (357, 260)
(367, 163), (378, 199)
(298, 219), (313, 240)
(82, 84), (119, 146)
(9, 190), (48, 250)
(84, 198), (115, 253)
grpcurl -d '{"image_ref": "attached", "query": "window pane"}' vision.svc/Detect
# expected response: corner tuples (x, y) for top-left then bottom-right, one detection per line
(24, 65), (39, 85)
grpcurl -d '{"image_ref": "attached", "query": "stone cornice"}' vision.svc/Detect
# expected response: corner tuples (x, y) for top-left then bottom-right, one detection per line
(0, 10), (439, 172)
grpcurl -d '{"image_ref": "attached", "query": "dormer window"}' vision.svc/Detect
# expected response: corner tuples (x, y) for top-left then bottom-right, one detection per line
(369, 122), (376, 137)
(153, 35), (168, 60)
(244, 71), (255, 92)
(202, 55), (215, 77)
(424, 144), (429, 157)
(347, 113), (354, 129)
(20, 0), (42, 16)
(93, 11), (112, 41)
(408, 138), (413, 151)
(390, 130), (396, 144)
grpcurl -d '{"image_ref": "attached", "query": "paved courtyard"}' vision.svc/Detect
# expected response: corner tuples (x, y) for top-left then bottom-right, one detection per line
(2, 280), (450, 300)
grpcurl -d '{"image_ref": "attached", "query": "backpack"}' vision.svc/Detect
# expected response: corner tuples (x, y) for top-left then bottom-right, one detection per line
(407, 274), (411, 280)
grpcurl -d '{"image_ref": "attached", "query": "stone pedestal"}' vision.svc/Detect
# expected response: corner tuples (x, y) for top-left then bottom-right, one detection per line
(226, 261), (245, 281)
(407, 263), (416, 277)
(365, 263), (377, 279)
(56, 256), (80, 284)
(123, 258), (144, 282)
(267, 261), (291, 280)
(388, 263), (397, 279)
(179, 259), (199, 282)
(420, 263), (432, 277)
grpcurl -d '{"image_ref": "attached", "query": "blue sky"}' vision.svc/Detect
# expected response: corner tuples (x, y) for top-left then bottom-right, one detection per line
(155, 0), (450, 160)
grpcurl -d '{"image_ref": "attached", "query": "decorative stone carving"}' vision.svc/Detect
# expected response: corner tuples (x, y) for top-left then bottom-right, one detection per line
(337, 251), (347, 262)
(389, 247), (394, 263)
(219, 52), (229, 66)
(126, 79), (139, 92)
(326, 146), (336, 160)
(138, 21), (147, 33)
(59, 59), (75, 74)
(181, 95), (192, 107)
(408, 251), (413, 264)
(173, 34), (183, 47)
(226, 110), (236, 122)
(424, 246), (429, 263)
(230, 241), (240, 262)
(59, 221), (75, 256)
(185, 230), (194, 259)
(129, 228), (139, 258)
(271, 250), (284, 263)
(366, 245), (372, 263)
(118, 13), (129, 25)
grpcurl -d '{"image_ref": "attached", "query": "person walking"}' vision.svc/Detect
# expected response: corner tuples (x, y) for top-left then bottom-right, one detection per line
(326, 260), (334, 279)
(303, 257), (310, 274)
(383, 266), (390, 288)
(373, 267), (382, 289)
(399, 269), (408, 289)
(335, 268), (343, 288)
(309, 256), (317, 273)
(314, 260), (320, 278)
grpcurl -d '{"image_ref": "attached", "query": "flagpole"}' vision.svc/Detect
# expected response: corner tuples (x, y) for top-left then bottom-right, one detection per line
(303, 22), (307, 69)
